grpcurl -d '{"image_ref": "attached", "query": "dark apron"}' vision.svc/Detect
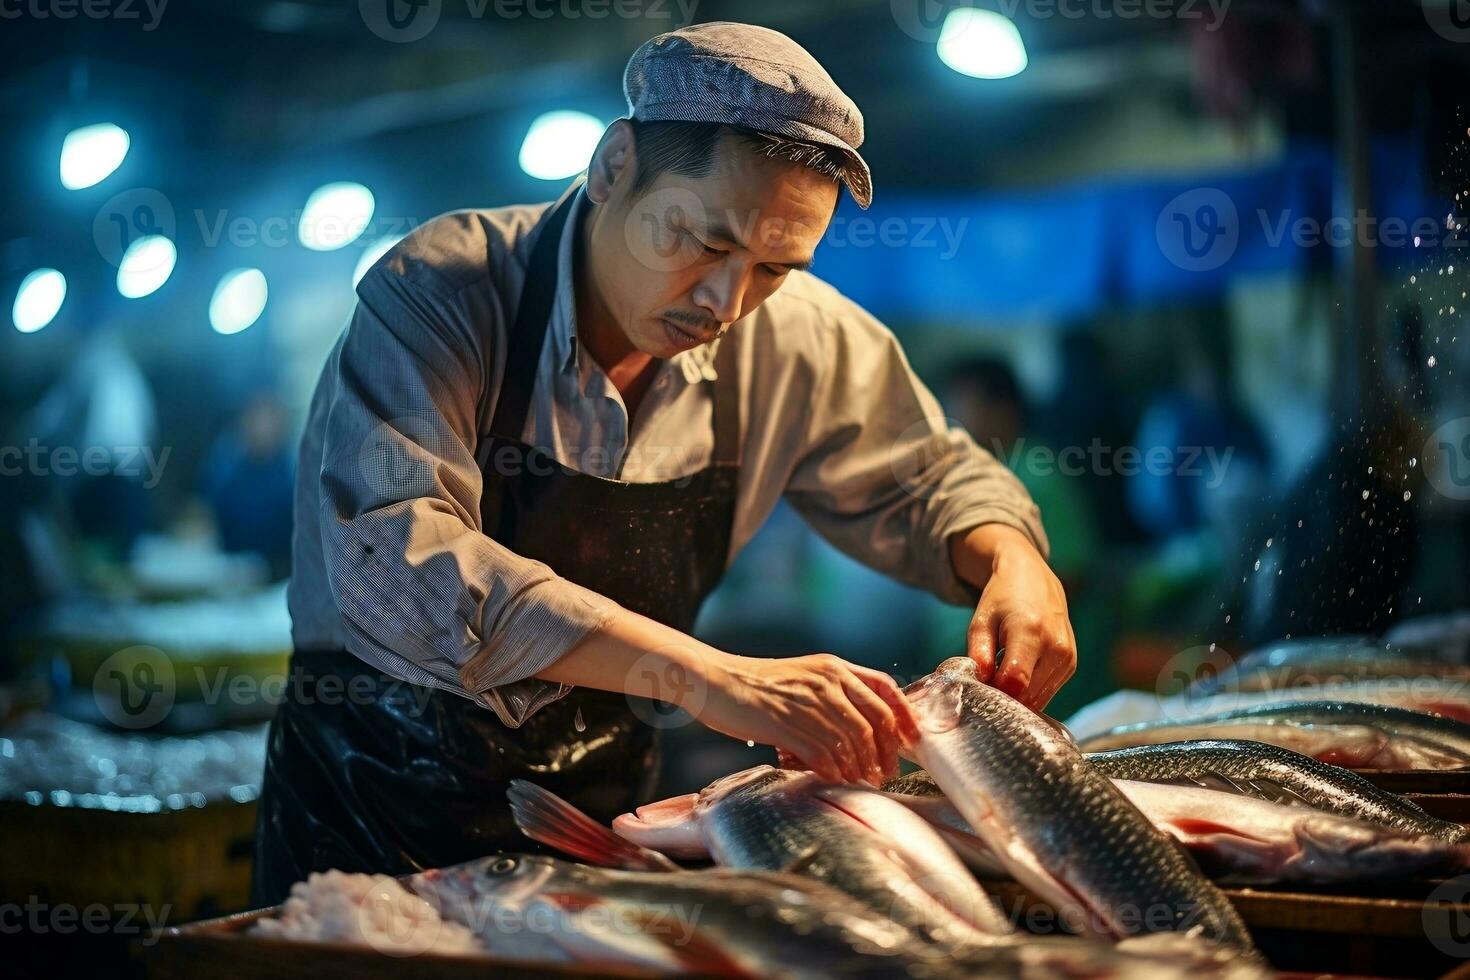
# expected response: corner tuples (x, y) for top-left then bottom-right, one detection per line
(250, 193), (741, 905)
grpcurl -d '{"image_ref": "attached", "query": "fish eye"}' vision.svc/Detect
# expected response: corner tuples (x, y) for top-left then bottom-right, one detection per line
(490, 857), (517, 875)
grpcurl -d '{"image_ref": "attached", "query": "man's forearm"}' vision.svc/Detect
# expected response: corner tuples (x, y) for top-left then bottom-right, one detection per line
(534, 605), (728, 709)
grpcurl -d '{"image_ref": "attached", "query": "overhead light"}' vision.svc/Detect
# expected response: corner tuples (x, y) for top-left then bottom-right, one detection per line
(209, 268), (269, 334)
(937, 9), (1029, 80)
(60, 122), (131, 190)
(299, 182), (376, 251)
(13, 269), (66, 333)
(519, 111), (604, 181)
(116, 235), (177, 298)
(352, 233), (404, 287)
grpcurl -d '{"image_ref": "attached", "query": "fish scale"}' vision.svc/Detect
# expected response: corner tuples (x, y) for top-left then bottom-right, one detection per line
(904, 657), (1258, 956)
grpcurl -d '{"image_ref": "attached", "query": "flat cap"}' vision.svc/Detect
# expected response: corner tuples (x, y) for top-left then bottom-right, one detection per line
(623, 21), (872, 208)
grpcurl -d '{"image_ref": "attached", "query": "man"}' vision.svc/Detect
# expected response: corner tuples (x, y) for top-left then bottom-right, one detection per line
(253, 22), (1075, 903)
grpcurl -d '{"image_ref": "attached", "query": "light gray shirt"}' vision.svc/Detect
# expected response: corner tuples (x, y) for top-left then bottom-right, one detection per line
(288, 183), (1048, 726)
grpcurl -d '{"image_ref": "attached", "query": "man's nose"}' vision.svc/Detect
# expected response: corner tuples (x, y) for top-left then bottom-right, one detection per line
(692, 264), (746, 324)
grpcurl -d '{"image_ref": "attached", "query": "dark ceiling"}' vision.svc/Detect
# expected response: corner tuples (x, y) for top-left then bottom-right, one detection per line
(0, 0), (1462, 242)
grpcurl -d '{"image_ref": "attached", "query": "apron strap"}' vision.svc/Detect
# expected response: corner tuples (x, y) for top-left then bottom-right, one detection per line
(488, 190), (576, 443)
(710, 334), (742, 467)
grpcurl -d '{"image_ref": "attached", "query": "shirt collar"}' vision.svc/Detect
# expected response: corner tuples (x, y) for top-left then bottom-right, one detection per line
(548, 179), (587, 376)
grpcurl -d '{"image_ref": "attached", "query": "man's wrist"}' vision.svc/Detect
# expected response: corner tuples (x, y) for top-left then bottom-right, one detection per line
(950, 523), (1037, 590)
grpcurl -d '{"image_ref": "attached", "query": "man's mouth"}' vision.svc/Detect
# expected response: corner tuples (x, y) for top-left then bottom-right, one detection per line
(661, 318), (712, 349)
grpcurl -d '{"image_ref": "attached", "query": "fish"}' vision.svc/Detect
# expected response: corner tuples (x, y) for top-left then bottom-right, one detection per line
(884, 767), (1470, 886)
(1177, 676), (1470, 724)
(407, 854), (944, 979)
(902, 657), (1257, 955)
(511, 782), (1270, 978)
(1187, 640), (1470, 699)
(413, 854), (1268, 979)
(517, 768), (1013, 948)
(1082, 740), (1470, 842)
(1110, 779), (1470, 886)
(1078, 701), (1470, 770)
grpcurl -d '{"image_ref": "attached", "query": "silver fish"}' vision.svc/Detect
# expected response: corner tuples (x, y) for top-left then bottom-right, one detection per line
(1084, 739), (1470, 842)
(408, 854), (942, 979)
(1189, 641), (1470, 698)
(1079, 701), (1470, 770)
(903, 657), (1257, 955)
(1112, 779), (1470, 885)
(1178, 674), (1470, 724)
(611, 766), (1011, 947)
(888, 768), (1470, 886)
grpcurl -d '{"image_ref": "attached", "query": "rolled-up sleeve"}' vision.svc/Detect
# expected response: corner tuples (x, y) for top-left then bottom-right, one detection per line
(319, 268), (618, 720)
(781, 304), (1049, 606)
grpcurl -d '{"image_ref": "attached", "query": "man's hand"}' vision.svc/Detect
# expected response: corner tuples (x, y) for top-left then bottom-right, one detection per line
(697, 653), (921, 786)
(537, 607), (920, 786)
(950, 524), (1077, 711)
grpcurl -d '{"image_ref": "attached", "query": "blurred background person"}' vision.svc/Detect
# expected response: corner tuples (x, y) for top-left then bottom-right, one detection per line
(197, 389), (295, 581)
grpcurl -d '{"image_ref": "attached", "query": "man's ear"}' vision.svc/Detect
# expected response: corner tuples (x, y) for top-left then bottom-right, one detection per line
(586, 119), (635, 204)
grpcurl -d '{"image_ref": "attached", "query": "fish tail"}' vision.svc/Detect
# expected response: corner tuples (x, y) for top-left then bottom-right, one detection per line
(507, 781), (680, 873)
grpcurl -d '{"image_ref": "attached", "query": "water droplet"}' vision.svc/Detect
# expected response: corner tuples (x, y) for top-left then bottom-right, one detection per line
(1411, 275), (1418, 284)
(1361, 490), (1370, 500)
(1225, 615), (1232, 624)
(1428, 355), (1438, 368)
(1297, 519), (1304, 527)
(573, 707), (586, 733)
(1410, 457), (1417, 468)
(1415, 237), (1423, 247)
(746, 740), (755, 748)
(1208, 643), (1217, 653)
(1403, 490), (1412, 501)
(1253, 559), (1261, 571)
(1265, 537), (1273, 548)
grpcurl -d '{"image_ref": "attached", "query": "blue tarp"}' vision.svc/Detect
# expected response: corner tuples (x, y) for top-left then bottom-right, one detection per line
(816, 140), (1442, 324)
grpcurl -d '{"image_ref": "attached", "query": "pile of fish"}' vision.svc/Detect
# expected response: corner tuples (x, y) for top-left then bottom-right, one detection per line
(253, 621), (1470, 977)
(1074, 631), (1470, 771)
(508, 657), (1269, 977)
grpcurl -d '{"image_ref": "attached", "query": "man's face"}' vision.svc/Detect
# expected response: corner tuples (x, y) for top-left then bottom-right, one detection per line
(585, 129), (838, 359)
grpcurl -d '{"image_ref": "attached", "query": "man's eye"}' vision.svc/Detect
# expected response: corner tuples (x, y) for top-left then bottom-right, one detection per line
(761, 264), (788, 277)
(684, 231), (723, 256)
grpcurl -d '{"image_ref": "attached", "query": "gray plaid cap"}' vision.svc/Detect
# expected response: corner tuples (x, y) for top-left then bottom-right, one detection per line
(623, 21), (873, 208)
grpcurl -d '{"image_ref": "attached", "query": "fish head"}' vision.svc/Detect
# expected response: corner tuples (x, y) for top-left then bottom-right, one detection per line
(409, 854), (564, 924)
(903, 658), (974, 735)
(611, 793), (709, 859)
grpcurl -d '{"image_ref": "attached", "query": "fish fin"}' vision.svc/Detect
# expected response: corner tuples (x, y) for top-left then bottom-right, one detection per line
(1182, 772), (1310, 808)
(1241, 777), (1312, 807)
(780, 844), (823, 876)
(507, 781), (680, 872)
